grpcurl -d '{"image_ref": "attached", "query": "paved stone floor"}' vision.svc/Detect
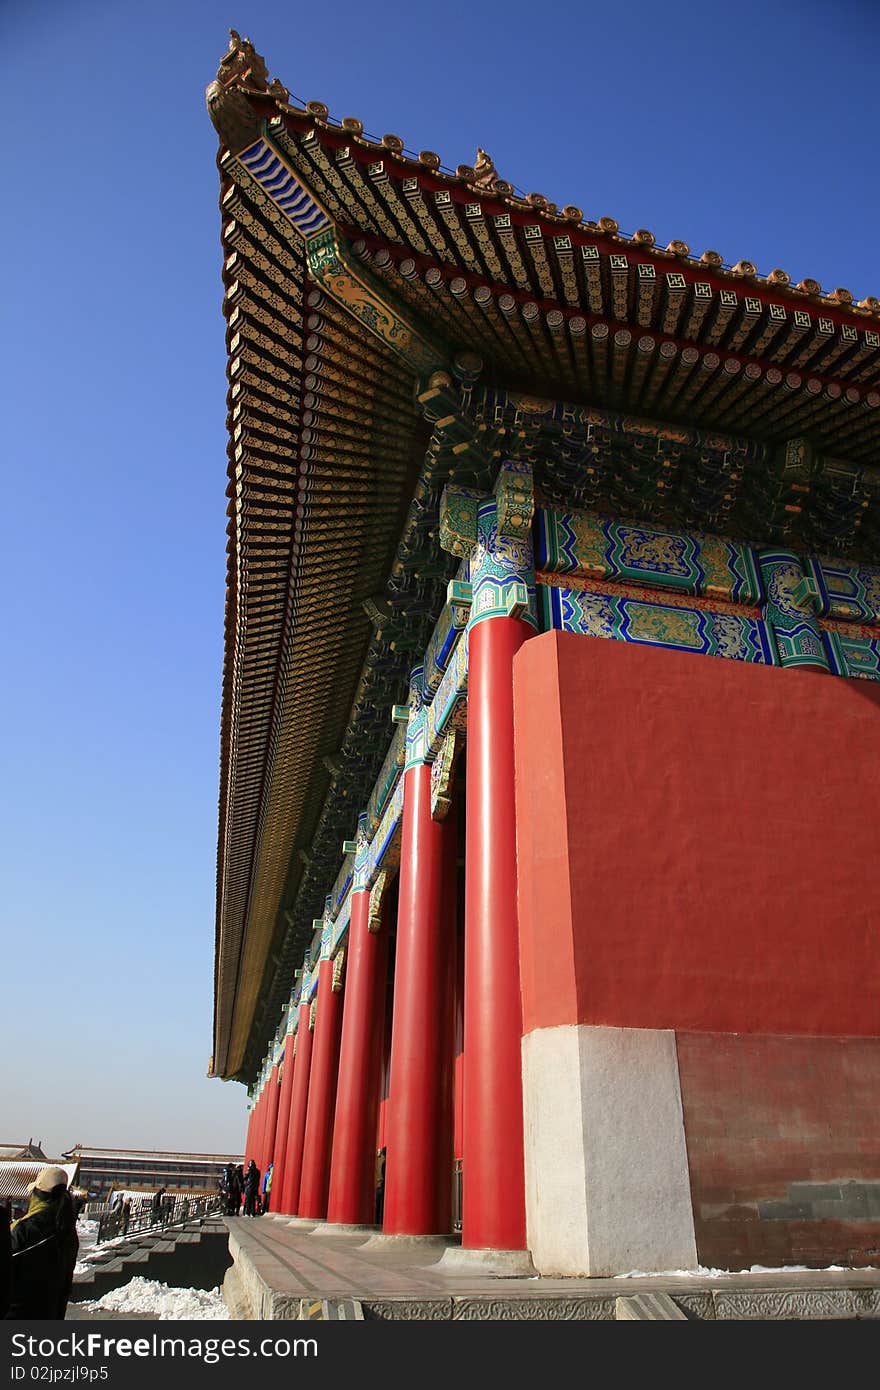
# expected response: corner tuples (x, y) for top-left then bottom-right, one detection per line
(225, 1215), (880, 1320)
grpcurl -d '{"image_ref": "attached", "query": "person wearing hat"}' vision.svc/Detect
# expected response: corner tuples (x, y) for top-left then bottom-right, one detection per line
(0, 1200), (11, 1318)
(5, 1166), (79, 1320)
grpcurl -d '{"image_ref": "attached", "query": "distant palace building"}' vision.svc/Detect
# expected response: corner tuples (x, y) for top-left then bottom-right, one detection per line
(0, 1141), (48, 1162)
(206, 32), (880, 1275)
(62, 1147), (243, 1198)
(0, 1144), (78, 1204)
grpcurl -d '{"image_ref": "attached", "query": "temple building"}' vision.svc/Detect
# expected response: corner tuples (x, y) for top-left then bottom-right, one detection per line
(62, 1147), (243, 1199)
(206, 33), (880, 1276)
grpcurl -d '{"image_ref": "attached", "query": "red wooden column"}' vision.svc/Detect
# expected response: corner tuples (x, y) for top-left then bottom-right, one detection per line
(441, 462), (537, 1253)
(261, 1064), (281, 1175)
(463, 617), (530, 1250)
(383, 671), (457, 1236)
(327, 828), (390, 1225)
(298, 937), (345, 1219)
(258, 1083), (271, 1167)
(279, 1001), (314, 1215)
(270, 1021), (297, 1212)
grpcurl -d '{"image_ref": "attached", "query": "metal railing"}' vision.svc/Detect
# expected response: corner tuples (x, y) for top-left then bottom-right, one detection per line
(96, 1192), (222, 1243)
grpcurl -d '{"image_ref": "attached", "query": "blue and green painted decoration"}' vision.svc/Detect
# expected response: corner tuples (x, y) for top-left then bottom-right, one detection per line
(540, 586), (776, 665)
(536, 505), (880, 681)
(536, 510), (762, 605)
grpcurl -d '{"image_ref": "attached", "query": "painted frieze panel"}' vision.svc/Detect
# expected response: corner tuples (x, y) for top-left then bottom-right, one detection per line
(327, 852), (354, 922)
(365, 724), (405, 837)
(422, 581), (471, 695)
(320, 910), (333, 961)
(539, 582), (776, 666)
(329, 890), (352, 957)
(823, 630), (880, 681)
(536, 509), (762, 605)
(424, 630), (469, 753)
(758, 550), (830, 672)
(366, 775), (405, 887)
(803, 557), (880, 625)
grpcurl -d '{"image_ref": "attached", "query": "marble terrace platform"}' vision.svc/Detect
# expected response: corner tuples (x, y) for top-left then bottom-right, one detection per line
(222, 1215), (880, 1321)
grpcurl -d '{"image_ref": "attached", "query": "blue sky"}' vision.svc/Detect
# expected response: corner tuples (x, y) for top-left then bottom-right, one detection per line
(2, 0), (877, 1159)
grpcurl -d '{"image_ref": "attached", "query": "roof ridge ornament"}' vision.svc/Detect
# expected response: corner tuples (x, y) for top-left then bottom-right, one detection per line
(471, 148), (506, 193)
(207, 30), (279, 154)
(217, 29), (269, 91)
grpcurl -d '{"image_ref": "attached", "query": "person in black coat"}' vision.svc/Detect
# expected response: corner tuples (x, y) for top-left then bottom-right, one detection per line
(0, 1201), (11, 1318)
(243, 1160), (261, 1217)
(6, 1168), (79, 1320)
(224, 1163), (242, 1216)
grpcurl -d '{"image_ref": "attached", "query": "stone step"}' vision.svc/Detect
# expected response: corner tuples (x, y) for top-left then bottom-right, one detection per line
(86, 1259), (124, 1275)
(616, 1293), (688, 1320)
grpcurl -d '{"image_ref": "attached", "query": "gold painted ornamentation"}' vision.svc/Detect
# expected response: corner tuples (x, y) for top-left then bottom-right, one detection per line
(495, 462), (535, 541)
(618, 528), (689, 575)
(625, 604), (702, 648)
(766, 562), (805, 616)
(368, 870), (388, 933)
(862, 570), (880, 615)
(571, 514), (610, 577)
(575, 594), (616, 638)
(699, 535), (735, 599)
(307, 230), (444, 375)
(439, 486), (482, 558)
(331, 949), (346, 993)
(709, 615), (751, 660)
(430, 729), (461, 821)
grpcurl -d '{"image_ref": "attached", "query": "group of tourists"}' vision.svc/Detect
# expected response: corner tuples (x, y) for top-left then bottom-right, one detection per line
(1, 1166), (79, 1320)
(219, 1159), (272, 1216)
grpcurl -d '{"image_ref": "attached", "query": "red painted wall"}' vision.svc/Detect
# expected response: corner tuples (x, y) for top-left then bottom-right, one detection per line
(514, 632), (880, 1038)
(677, 1032), (880, 1269)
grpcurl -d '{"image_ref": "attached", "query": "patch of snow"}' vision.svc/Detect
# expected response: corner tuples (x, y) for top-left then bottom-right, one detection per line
(76, 1218), (100, 1250)
(620, 1262), (880, 1278)
(79, 1277), (229, 1320)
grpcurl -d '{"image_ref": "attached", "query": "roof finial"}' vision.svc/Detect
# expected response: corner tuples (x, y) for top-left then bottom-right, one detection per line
(216, 29), (269, 90)
(473, 148), (500, 190)
(207, 30), (273, 153)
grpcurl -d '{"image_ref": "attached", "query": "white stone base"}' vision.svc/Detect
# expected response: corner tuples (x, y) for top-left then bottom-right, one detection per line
(522, 1024), (697, 1277)
(358, 1232), (456, 1252)
(436, 1245), (535, 1277)
(316, 1222), (380, 1236)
